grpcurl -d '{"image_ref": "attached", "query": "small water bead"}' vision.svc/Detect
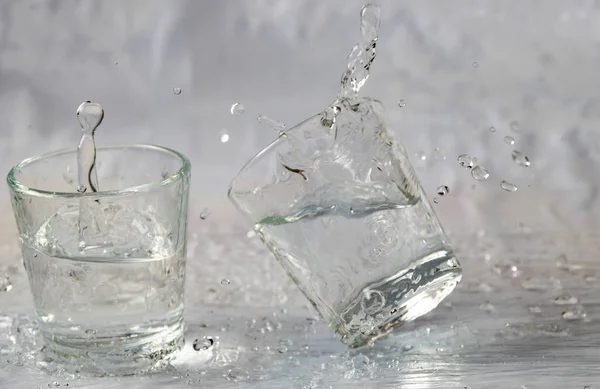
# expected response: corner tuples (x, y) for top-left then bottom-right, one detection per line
(0, 276), (12, 292)
(504, 136), (515, 145)
(219, 130), (230, 143)
(436, 185), (450, 196)
(457, 154), (474, 169)
(199, 208), (211, 220)
(397, 100), (406, 108)
(500, 180), (518, 192)
(510, 121), (521, 132)
(489, 126), (496, 133)
(472, 61), (479, 68)
(257, 115), (286, 133)
(230, 102), (245, 115)
(433, 146), (446, 160)
(471, 166), (490, 181)
(277, 345), (288, 354)
(193, 336), (215, 351)
(511, 150), (531, 167)
(220, 278), (230, 285)
(173, 88), (182, 95)
(554, 295), (579, 305)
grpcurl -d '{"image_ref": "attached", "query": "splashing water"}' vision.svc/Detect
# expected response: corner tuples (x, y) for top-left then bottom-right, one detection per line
(471, 166), (490, 181)
(457, 154), (474, 169)
(511, 150), (531, 167)
(230, 103), (245, 115)
(257, 115), (286, 134)
(500, 180), (518, 192)
(339, 4), (381, 99)
(76, 101), (103, 193)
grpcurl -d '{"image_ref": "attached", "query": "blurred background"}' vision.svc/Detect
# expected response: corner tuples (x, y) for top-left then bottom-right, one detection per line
(2, 0), (600, 234)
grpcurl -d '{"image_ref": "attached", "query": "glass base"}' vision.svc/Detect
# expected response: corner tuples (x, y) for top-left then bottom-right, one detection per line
(333, 249), (462, 348)
(40, 318), (184, 376)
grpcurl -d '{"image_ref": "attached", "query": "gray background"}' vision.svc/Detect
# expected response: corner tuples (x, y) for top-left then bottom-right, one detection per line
(1, 0), (599, 232)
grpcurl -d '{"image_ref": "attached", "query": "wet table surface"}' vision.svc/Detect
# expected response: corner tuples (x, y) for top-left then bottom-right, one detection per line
(0, 204), (599, 389)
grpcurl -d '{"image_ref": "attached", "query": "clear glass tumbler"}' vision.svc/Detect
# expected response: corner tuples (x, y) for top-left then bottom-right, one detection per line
(229, 97), (462, 348)
(7, 144), (190, 375)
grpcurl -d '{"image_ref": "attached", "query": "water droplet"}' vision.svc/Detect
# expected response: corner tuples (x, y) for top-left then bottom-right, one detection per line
(193, 336), (215, 351)
(402, 345), (414, 352)
(224, 368), (250, 382)
(199, 208), (211, 220)
(457, 154), (474, 169)
(415, 151), (426, 161)
(77, 185), (87, 194)
(479, 302), (495, 312)
(219, 130), (230, 143)
(554, 295), (579, 305)
(0, 276), (12, 292)
(510, 121), (521, 132)
(220, 278), (230, 285)
(433, 146), (446, 160)
(504, 136), (515, 145)
(230, 103), (245, 115)
(562, 308), (586, 321)
(257, 115), (286, 134)
(433, 197), (440, 204)
(173, 87), (182, 95)
(436, 185), (450, 196)
(471, 166), (490, 181)
(489, 126), (496, 133)
(472, 61), (479, 68)
(277, 345), (288, 353)
(397, 100), (407, 108)
(76, 101), (103, 193)
(511, 150), (531, 167)
(500, 180), (518, 192)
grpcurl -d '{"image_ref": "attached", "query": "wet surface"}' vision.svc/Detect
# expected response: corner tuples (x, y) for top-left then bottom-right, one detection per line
(0, 202), (598, 388)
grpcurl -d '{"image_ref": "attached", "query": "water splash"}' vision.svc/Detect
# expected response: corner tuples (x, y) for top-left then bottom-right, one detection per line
(436, 185), (450, 196)
(76, 101), (103, 193)
(339, 4), (381, 99)
(397, 100), (406, 108)
(257, 115), (286, 135)
(504, 136), (515, 146)
(173, 88), (182, 95)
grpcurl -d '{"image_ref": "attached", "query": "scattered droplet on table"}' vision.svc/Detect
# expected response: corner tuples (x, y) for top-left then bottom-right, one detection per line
(471, 166), (490, 181)
(230, 103), (245, 115)
(472, 61), (479, 68)
(554, 295), (579, 305)
(220, 130), (230, 143)
(501, 180), (518, 192)
(433, 146), (446, 160)
(489, 126), (496, 133)
(415, 151), (426, 161)
(257, 115), (286, 133)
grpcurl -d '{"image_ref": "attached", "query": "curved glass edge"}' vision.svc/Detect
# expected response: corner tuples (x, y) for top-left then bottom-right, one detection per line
(6, 144), (191, 199)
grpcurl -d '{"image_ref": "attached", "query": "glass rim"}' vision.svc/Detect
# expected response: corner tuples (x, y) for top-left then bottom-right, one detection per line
(7, 143), (191, 199)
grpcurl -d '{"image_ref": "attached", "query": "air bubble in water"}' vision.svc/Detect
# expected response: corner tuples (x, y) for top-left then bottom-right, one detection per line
(457, 154), (474, 169)
(220, 279), (230, 285)
(193, 336), (215, 351)
(415, 151), (426, 161)
(277, 345), (288, 354)
(397, 100), (406, 108)
(173, 88), (182, 95)
(501, 180), (518, 192)
(504, 136), (515, 145)
(471, 166), (490, 181)
(433, 146), (446, 160)
(77, 185), (87, 194)
(436, 185), (449, 196)
(230, 103), (245, 115)
(220, 130), (230, 143)
(257, 115), (286, 134)
(76, 101), (103, 193)
(511, 150), (531, 167)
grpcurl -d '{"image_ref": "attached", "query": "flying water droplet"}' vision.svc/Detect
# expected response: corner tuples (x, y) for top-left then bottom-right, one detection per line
(489, 126), (496, 133)
(436, 185), (449, 196)
(554, 295), (579, 305)
(220, 278), (230, 285)
(230, 103), (245, 115)
(257, 115), (286, 135)
(173, 88), (182, 95)
(219, 130), (230, 143)
(414, 151), (426, 161)
(504, 136), (515, 145)
(339, 4), (380, 98)
(433, 146), (446, 160)
(472, 61), (479, 68)
(193, 336), (215, 351)
(199, 208), (211, 220)
(457, 154), (474, 169)
(511, 150), (531, 167)
(500, 180), (518, 192)
(76, 101), (103, 193)
(471, 166), (490, 181)
(510, 121), (521, 132)
(397, 100), (406, 108)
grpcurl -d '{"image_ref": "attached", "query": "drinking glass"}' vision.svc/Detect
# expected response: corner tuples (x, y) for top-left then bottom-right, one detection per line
(7, 144), (190, 375)
(228, 98), (462, 347)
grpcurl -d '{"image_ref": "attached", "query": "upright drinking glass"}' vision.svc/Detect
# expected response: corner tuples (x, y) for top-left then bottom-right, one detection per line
(7, 144), (190, 375)
(229, 98), (462, 347)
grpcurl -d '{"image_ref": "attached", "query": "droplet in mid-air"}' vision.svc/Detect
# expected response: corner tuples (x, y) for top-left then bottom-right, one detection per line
(397, 100), (406, 108)
(504, 136), (515, 145)
(511, 150), (531, 167)
(554, 295), (579, 305)
(220, 130), (230, 143)
(220, 278), (230, 285)
(457, 154), (474, 169)
(472, 61), (479, 68)
(489, 126), (496, 133)
(257, 115), (286, 134)
(433, 146), (446, 160)
(471, 166), (490, 181)
(173, 88), (182, 95)
(510, 121), (521, 132)
(193, 336), (215, 351)
(500, 180), (518, 192)
(436, 185), (450, 196)
(230, 103), (245, 115)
